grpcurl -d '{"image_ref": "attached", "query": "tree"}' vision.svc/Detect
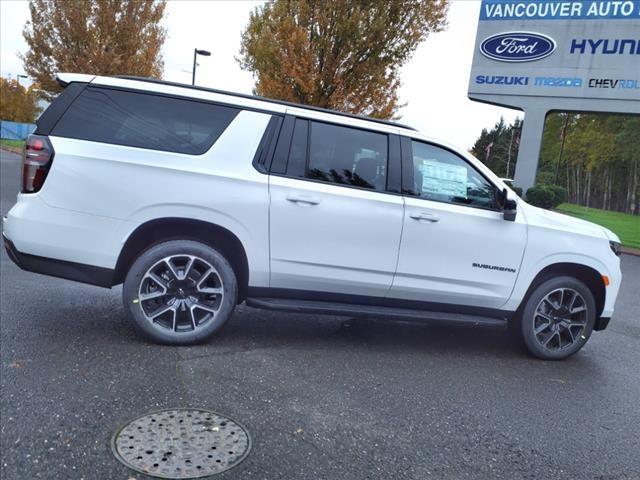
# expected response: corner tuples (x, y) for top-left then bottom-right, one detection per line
(238, 0), (449, 119)
(472, 113), (640, 215)
(0, 77), (41, 123)
(21, 0), (166, 101)
(470, 116), (522, 178)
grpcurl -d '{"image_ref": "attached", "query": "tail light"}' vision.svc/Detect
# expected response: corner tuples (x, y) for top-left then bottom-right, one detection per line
(22, 134), (54, 193)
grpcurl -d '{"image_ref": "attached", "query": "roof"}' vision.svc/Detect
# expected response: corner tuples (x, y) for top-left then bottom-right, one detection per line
(55, 73), (416, 131)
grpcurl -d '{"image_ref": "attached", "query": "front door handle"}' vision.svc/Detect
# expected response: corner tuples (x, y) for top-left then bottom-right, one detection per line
(286, 194), (320, 206)
(409, 211), (440, 222)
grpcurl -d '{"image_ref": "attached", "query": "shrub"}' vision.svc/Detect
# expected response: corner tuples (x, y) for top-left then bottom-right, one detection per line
(526, 186), (556, 209)
(547, 184), (568, 206)
(526, 184), (568, 209)
(511, 186), (523, 197)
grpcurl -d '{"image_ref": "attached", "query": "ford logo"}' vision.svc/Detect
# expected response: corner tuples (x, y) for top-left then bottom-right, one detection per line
(480, 32), (556, 62)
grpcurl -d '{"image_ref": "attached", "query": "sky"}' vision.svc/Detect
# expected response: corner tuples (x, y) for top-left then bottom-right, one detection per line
(0, 0), (520, 149)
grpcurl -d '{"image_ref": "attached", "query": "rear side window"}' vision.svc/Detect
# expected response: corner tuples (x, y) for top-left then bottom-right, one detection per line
(52, 87), (239, 155)
(285, 120), (388, 192)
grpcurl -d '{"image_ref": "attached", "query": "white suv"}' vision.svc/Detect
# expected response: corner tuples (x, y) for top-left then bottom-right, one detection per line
(3, 73), (622, 360)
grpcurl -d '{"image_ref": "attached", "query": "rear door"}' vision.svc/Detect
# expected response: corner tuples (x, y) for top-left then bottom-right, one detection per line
(268, 117), (404, 298)
(388, 137), (527, 310)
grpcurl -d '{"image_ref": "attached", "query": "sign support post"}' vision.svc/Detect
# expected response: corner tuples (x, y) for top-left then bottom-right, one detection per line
(513, 108), (548, 191)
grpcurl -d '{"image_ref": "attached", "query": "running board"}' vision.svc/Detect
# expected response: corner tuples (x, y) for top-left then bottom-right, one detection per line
(245, 297), (508, 328)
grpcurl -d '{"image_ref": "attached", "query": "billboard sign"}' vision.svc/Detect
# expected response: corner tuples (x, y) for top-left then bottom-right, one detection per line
(468, 0), (640, 191)
(469, 0), (640, 103)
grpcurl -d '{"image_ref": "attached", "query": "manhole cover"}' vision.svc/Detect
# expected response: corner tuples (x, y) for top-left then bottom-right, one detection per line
(111, 408), (251, 479)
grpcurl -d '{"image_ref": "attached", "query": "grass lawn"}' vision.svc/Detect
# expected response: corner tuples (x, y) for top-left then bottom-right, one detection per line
(556, 203), (640, 249)
(0, 139), (25, 149)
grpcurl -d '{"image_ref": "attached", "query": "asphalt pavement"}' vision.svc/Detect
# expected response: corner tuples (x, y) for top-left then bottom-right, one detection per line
(1, 149), (639, 479)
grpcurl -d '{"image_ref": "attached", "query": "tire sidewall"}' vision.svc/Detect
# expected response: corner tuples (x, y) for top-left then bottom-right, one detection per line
(519, 276), (596, 360)
(123, 240), (237, 345)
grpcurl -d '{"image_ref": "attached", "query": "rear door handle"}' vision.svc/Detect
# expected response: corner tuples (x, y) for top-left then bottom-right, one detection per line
(286, 194), (320, 206)
(409, 211), (440, 222)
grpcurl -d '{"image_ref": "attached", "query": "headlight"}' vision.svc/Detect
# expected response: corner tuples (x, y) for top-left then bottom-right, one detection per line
(609, 241), (621, 256)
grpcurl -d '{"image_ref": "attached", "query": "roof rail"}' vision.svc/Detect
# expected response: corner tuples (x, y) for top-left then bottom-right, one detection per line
(56, 73), (96, 86)
(114, 75), (416, 131)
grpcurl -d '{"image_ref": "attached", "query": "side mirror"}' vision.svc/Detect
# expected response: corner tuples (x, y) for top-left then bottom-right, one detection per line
(499, 187), (517, 221)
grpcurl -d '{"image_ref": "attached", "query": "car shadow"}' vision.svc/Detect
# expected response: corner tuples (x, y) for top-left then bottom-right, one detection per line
(181, 305), (535, 361)
(15, 284), (606, 374)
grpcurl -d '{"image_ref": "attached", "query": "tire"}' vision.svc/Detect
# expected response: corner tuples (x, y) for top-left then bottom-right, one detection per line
(122, 240), (238, 345)
(514, 276), (596, 360)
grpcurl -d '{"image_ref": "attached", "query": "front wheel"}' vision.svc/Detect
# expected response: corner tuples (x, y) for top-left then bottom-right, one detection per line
(514, 276), (596, 360)
(123, 240), (237, 345)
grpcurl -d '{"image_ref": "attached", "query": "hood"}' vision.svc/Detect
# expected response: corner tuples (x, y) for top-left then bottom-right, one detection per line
(519, 202), (609, 240)
(601, 225), (622, 243)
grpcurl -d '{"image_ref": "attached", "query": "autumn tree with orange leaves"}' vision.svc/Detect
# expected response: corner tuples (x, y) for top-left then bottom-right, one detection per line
(21, 0), (166, 101)
(0, 77), (41, 123)
(238, 0), (449, 119)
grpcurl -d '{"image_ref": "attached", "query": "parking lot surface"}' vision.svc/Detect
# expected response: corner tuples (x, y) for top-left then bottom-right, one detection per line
(1, 150), (639, 479)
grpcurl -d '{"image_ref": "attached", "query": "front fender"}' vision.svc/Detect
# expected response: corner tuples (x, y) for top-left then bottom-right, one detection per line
(504, 252), (615, 313)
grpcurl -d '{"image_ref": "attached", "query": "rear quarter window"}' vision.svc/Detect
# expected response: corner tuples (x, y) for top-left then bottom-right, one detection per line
(51, 87), (239, 155)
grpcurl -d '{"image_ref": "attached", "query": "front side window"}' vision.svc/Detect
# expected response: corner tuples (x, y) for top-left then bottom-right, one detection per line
(410, 141), (497, 210)
(52, 87), (239, 155)
(290, 121), (388, 192)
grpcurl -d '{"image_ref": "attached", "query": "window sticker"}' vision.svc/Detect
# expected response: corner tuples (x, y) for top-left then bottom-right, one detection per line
(417, 157), (467, 198)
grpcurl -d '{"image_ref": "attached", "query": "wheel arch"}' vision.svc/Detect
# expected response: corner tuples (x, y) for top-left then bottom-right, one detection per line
(517, 262), (606, 319)
(113, 218), (250, 302)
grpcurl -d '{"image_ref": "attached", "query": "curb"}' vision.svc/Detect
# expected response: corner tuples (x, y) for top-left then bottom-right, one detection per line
(621, 247), (640, 257)
(0, 146), (23, 155)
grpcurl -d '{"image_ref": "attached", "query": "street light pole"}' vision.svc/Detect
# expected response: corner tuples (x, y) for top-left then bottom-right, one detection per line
(192, 48), (211, 86)
(192, 49), (197, 85)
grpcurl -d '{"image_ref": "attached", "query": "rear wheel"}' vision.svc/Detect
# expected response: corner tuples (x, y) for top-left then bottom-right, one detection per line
(515, 276), (596, 360)
(123, 240), (237, 345)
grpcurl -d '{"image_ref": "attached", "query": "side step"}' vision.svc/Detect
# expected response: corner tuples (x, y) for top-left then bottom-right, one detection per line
(245, 297), (508, 328)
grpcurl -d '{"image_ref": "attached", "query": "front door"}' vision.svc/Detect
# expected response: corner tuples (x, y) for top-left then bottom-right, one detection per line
(388, 139), (527, 309)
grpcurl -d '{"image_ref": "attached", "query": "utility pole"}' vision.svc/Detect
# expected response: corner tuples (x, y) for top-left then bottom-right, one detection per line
(505, 122), (521, 179)
(554, 114), (570, 184)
